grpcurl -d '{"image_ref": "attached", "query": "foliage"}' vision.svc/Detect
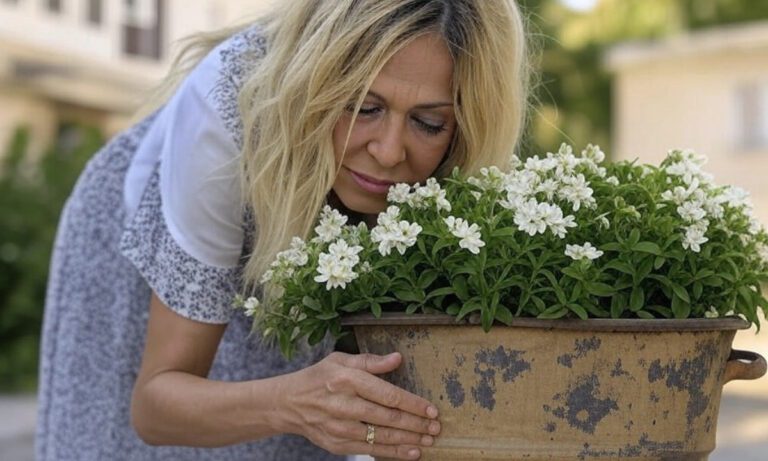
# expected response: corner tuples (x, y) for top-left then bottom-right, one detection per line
(0, 125), (103, 392)
(518, 0), (768, 158)
(242, 145), (768, 358)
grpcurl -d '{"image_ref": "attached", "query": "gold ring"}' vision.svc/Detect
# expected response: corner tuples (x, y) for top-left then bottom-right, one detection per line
(365, 423), (376, 445)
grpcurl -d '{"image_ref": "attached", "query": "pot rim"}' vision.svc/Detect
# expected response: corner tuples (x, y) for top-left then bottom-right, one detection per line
(341, 312), (751, 331)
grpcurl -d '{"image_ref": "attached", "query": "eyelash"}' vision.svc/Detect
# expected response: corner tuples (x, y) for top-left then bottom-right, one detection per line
(351, 106), (447, 136)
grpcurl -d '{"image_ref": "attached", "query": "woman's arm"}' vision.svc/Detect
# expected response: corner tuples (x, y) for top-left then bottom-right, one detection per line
(130, 292), (440, 459)
(130, 292), (286, 446)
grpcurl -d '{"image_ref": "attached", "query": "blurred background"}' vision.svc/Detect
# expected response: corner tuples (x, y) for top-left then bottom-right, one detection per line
(1, 0), (767, 459)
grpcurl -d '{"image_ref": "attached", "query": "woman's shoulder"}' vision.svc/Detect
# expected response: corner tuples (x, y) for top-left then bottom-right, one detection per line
(203, 24), (268, 148)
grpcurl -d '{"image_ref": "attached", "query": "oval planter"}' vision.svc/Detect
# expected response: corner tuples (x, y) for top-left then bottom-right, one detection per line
(343, 313), (767, 461)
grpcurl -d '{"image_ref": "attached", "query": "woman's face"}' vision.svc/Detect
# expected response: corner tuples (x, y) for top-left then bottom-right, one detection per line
(332, 32), (456, 215)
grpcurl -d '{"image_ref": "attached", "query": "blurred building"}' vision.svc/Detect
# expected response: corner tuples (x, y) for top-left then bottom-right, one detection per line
(607, 21), (768, 225)
(0, 0), (272, 155)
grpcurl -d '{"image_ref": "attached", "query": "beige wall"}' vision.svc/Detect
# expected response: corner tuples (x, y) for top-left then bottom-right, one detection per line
(609, 25), (768, 226)
(0, 0), (273, 156)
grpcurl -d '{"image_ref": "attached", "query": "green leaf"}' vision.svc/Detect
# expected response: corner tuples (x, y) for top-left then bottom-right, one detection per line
(670, 283), (690, 303)
(604, 260), (634, 276)
(453, 276), (469, 300)
(567, 303), (589, 320)
(693, 281), (703, 300)
(611, 293), (627, 318)
(601, 242), (622, 252)
(654, 256), (666, 270)
(317, 312), (340, 320)
(537, 306), (569, 319)
(418, 270), (440, 290)
(587, 282), (615, 297)
(636, 257), (654, 282)
(371, 302), (382, 318)
(636, 310), (655, 319)
(671, 295), (690, 319)
(628, 228), (641, 246)
(481, 307), (494, 331)
(634, 241), (661, 255)
(457, 299), (482, 320)
(562, 266), (584, 281)
(491, 227), (517, 238)
(405, 303), (421, 314)
(494, 306), (514, 325)
(302, 296), (322, 312)
(630, 286), (645, 312)
(540, 269), (567, 304)
(426, 287), (455, 299)
(393, 290), (424, 303)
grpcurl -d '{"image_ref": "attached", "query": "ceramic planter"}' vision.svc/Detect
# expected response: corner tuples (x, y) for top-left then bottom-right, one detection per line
(343, 313), (767, 461)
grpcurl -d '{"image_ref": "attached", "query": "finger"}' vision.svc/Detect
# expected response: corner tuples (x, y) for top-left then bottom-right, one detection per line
(340, 440), (423, 461)
(338, 421), (433, 447)
(352, 370), (440, 420)
(341, 398), (440, 436)
(336, 351), (403, 375)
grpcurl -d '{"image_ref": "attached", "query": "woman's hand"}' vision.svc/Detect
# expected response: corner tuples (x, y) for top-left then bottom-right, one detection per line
(278, 351), (441, 460)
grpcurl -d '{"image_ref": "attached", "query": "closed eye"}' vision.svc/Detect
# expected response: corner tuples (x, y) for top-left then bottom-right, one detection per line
(413, 117), (446, 135)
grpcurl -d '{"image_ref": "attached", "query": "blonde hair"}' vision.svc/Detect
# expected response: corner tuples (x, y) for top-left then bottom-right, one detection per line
(148, 0), (531, 293)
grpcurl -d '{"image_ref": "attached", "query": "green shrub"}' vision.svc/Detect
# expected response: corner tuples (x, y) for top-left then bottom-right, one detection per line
(0, 125), (103, 392)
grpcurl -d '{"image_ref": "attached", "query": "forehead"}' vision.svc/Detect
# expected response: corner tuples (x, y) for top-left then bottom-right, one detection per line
(373, 32), (454, 101)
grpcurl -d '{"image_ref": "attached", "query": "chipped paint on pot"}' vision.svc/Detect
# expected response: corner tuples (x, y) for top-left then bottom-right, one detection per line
(344, 314), (767, 461)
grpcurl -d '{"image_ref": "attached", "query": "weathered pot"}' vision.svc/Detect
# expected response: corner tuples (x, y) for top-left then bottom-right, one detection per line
(343, 313), (767, 461)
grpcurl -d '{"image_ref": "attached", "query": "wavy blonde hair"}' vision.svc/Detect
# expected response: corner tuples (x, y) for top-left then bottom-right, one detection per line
(146, 0), (531, 292)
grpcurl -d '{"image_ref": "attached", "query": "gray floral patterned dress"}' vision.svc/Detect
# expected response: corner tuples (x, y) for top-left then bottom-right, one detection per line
(35, 25), (340, 461)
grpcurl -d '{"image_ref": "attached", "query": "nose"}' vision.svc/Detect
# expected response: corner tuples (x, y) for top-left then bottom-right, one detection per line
(367, 118), (406, 168)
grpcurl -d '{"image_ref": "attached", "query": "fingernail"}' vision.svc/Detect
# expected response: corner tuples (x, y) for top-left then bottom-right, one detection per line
(421, 435), (434, 446)
(408, 448), (420, 458)
(426, 406), (438, 418)
(429, 421), (441, 434)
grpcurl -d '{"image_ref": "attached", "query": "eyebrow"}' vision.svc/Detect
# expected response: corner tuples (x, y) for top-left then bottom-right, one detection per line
(367, 90), (453, 109)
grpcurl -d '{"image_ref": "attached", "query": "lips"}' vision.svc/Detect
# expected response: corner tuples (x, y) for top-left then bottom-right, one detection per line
(347, 168), (395, 194)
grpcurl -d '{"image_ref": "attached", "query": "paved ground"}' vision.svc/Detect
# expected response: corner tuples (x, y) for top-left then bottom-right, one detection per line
(3, 329), (766, 460)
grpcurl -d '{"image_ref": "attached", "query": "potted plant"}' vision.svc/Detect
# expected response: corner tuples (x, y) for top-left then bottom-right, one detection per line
(238, 145), (768, 460)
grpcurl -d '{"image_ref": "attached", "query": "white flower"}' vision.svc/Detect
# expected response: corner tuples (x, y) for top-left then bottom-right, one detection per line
(525, 155), (558, 174)
(371, 215), (422, 256)
(243, 297), (260, 317)
(682, 224), (708, 253)
(414, 178), (451, 212)
(558, 173), (595, 211)
(314, 252), (359, 290)
(503, 169), (539, 199)
(598, 216), (611, 230)
(314, 206), (348, 242)
(677, 201), (707, 223)
(565, 242), (604, 261)
(535, 178), (559, 200)
(757, 243), (768, 265)
(514, 199), (547, 236)
(704, 306), (719, 318)
(540, 203), (577, 239)
(606, 176), (620, 186)
(720, 186), (750, 209)
(581, 144), (605, 164)
(444, 216), (485, 254)
(327, 239), (363, 265)
(387, 183), (412, 203)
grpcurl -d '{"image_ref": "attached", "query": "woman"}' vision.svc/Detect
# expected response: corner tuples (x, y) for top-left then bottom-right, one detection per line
(36, 0), (530, 459)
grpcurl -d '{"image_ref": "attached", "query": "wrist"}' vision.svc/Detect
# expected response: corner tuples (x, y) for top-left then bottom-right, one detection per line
(248, 372), (300, 437)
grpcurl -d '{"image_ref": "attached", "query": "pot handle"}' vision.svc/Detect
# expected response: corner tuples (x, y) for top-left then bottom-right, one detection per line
(724, 349), (767, 383)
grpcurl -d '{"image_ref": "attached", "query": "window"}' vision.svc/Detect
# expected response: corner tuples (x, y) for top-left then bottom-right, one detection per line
(736, 82), (768, 150)
(122, 0), (164, 60)
(87, 0), (102, 25)
(46, 0), (61, 13)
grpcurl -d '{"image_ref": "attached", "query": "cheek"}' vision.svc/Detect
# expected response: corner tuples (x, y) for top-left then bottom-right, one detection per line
(410, 137), (452, 179)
